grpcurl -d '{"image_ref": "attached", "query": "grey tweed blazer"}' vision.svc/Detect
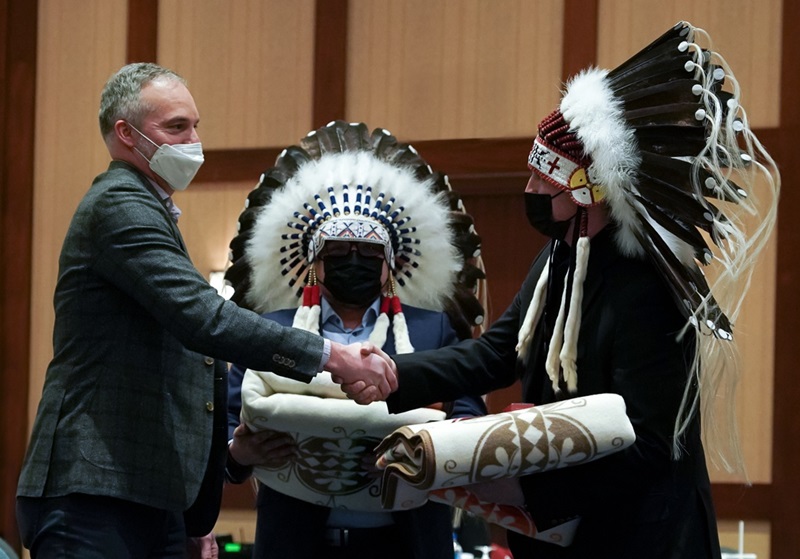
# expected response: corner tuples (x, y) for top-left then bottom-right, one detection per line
(17, 161), (324, 516)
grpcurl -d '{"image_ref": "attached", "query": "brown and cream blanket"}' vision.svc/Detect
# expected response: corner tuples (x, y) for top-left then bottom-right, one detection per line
(375, 394), (635, 539)
(240, 368), (445, 511)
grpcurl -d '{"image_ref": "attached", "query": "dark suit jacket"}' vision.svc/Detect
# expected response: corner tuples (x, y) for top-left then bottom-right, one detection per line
(387, 228), (721, 559)
(17, 161), (326, 536)
(227, 304), (487, 559)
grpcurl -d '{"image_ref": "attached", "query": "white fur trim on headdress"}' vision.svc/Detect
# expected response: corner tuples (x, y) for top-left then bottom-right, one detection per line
(368, 296), (414, 354)
(291, 303), (321, 335)
(516, 259), (550, 363)
(545, 282), (568, 392)
(560, 69), (642, 258)
(369, 312), (391, 348)
(391, 311), (414, 354)
(559, 236), (590, 392)
(245, 152), (461, 314)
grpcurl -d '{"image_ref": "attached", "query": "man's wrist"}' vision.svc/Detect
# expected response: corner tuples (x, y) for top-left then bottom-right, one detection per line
(225, 441), (253, 484)
(318, 338), (332, 371)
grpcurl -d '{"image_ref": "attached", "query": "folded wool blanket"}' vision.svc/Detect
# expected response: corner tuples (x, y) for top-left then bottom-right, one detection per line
(375, 394), (635, 538)
(240, 369), (445, 511)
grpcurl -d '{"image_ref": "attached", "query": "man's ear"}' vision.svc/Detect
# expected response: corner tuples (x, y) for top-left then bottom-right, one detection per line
(114, 120), (136, 148)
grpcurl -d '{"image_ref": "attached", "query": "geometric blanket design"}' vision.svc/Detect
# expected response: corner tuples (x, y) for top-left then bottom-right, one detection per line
(240, 368), (445, 511)
(375, 394), (635, 537)
(429, 486), (538, 537)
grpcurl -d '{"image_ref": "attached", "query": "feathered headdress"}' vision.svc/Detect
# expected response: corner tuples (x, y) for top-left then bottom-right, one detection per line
(518, 21), (780, 467)
(226, 121), (487, 350)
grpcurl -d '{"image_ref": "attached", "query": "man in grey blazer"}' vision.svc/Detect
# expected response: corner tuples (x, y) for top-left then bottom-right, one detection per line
(15, 62), (396, 559)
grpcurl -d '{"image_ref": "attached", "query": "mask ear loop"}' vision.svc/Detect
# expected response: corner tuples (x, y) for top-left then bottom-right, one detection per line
(126, 121), (159, 164)
(126, 121), (159, 148)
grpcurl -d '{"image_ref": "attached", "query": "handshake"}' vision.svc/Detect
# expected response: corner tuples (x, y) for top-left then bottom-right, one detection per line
(327, 341), (399, 404)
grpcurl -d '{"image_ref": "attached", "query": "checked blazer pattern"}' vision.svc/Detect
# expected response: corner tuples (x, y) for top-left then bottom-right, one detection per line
(18, 161), (325, 523)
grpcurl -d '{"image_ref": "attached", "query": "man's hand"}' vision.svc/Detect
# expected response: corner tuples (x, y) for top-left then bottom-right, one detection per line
(328, 341), (398, 404)
(229, 423), (297, 468)
(186, 533), (219, 559)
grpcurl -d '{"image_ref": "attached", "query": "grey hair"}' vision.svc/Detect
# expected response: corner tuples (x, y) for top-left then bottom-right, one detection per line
(98, 62), (185, 139)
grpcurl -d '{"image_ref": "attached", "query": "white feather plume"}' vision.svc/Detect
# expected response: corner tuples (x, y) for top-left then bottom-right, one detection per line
(245, 152), (461, 314)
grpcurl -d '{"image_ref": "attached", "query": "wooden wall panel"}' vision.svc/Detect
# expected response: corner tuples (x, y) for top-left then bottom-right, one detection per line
(769, 0), (800, 551)
(176, 180), (255, 278)
(157, 0), (315, 149)
(312, 0), (348, 127)
(711, 231), (777, 485)
(597, 0), (781, 127)
(347, 0), (564, 140)
(127, 0), (158, 63)
(30, 0), (128, 423)
(1, 0), (37, 550)
(461, 190), (543, 319)
(461, 187), (547, 413)
(718, 520), (770, 558)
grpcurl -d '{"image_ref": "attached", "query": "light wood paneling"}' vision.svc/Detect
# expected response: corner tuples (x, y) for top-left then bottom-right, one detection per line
(176, 180), (256, 278)
(718, 520), (770, 558)
(347, 0), (564, 140)
(30, 0), (127, 424)
(711, 229), (777, 485)
(215, 508), (257, 546)
(597, 0), (782, 127)
(157, 0), (316, 150)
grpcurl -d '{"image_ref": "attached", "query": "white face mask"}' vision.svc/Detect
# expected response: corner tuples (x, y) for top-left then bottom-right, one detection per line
(129, 123), (204, 191)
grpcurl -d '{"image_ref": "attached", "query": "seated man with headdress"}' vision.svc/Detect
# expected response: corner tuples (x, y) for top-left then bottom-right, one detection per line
(223, 121), (487, 559)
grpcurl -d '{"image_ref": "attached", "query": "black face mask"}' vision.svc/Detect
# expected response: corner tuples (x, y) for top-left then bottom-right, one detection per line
(321, 251), (384, 305)
(524, 191), (575, 241)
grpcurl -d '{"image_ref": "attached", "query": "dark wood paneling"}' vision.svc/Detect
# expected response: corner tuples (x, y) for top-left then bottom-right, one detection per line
(403, 138), (532, 179)
(712, 484), (773, 521)
(197, 138), (533, 186)
(461, 188), (546, 414)
(222, 482), (257, 510)
(195, 147), (283, 183)
(770, 125), (798, 557)
(312, 0), (348, 127)
(562, 0), (598, 80)
(769, 3), (800, 554)
(0, 0), (37, 552)
(127, 0), (159, 63)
